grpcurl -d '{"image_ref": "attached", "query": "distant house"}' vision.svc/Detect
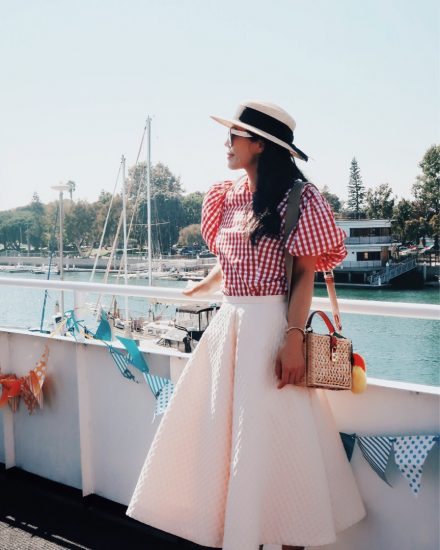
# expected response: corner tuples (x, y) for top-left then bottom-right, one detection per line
(333, 219), (400, 284)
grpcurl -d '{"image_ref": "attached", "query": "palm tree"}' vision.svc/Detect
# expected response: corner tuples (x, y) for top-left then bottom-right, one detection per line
(67, 180), (76, 201)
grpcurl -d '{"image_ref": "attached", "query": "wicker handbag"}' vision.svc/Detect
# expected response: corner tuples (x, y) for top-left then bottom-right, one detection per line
(284, 181), (353, 390)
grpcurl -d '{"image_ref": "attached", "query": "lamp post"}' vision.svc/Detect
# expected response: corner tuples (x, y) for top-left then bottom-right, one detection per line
(51, 183), (70, 314)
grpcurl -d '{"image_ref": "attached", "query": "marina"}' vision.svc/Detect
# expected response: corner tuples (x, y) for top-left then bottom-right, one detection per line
(1, 270), (438, 386)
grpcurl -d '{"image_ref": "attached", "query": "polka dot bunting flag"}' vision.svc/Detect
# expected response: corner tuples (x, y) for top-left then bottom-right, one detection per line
(393, 435), (437, 496)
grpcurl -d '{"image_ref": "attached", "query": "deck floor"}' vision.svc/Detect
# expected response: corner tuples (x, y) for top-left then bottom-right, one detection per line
(0, 467), (219, 550)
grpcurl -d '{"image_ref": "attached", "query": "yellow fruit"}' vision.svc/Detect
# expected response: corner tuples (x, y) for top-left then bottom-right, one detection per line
(351, 365), (367, 394)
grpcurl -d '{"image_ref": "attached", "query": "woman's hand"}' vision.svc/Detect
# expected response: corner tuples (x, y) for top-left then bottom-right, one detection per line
(275, 331), (305, 389)
(181, 261), (222, 297)
(182, 282), (208, 297)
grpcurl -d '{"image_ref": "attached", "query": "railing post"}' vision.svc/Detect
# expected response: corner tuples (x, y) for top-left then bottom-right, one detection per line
(73, 289), (94, 496)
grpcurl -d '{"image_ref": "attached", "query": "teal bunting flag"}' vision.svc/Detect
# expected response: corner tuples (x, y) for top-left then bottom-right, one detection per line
(65, 310), (84, 340)
(94, 310), (112, 342)
(59, 311), (175, 416)
(116, 336), (175, 416)
(117, 336), (149, 373)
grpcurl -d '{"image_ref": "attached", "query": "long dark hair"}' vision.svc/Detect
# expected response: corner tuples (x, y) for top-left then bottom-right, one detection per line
(248, 135), (307, 245)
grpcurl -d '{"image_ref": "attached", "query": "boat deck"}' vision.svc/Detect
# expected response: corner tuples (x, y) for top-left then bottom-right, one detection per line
(0, 278), (439, 550)
(0, 467), (212, 550)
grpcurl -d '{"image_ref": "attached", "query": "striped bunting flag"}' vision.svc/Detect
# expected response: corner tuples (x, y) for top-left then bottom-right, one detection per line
(393, 435), (437, 496)
(357, 436), (393, 485)
(109, 347), (136, 381)
(143, 372), (171, 397)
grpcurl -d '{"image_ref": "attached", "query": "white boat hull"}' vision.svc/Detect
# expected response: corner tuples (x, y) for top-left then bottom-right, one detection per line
(0, 328), (438, 550)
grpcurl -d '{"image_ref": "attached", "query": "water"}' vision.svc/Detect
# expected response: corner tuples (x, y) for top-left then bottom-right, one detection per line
(0, 271), (438, 387)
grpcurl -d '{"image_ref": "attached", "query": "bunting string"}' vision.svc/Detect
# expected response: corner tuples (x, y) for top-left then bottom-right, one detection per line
(65, 309), (176, 418)
(340, 432), (439, 496)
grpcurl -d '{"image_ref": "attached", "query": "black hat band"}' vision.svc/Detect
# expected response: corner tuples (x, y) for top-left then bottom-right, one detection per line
(238, 106), (294, 146)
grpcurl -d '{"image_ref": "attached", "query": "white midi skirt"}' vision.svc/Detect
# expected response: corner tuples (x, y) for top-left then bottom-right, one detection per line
(127, 295), (366, 549)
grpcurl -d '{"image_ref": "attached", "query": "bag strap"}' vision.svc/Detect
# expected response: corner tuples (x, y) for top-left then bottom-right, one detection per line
(323, 271), (342, 332)
(284, 182), (343, 332)
(284, 181), (305, 305)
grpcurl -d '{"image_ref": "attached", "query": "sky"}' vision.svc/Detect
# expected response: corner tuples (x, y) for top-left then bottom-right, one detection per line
(0, 0), (438, 211)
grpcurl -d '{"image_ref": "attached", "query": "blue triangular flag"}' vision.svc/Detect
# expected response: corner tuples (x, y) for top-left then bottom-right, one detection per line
(94, 310), (112, 342)
(117, 337), (149, 373)
(340, 433), (356, 462)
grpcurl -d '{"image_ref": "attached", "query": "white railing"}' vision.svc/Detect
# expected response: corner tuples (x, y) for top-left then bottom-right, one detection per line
(338, 261), (382, 268)
(345, 236), (392, 245)
(368, 258), (418, 285)
(0, 277), (438, 321)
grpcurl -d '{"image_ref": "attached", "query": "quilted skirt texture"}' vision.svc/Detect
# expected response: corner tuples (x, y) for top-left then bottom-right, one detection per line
(126, 295), (366, 549)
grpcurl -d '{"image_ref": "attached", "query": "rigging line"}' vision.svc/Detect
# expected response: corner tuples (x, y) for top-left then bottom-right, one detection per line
(90, 162), (122, 283)
(122, 119), (149, 263)
(106, 121), (149, 312)
(134, 119), (148, 165)
(152, 193), (163, 256)
(39, 204), (59, 332)
(124, 126), (152, 270)
(113, 119), (151, 286)
(97, 120), (148, 312)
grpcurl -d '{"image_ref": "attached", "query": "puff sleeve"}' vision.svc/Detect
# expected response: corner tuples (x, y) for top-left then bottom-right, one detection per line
(201, 181), (233, 255)
(286, 184), (347, 271)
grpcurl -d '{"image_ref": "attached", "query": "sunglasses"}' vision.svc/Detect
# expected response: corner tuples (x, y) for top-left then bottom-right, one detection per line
(227, 128), (253, 148)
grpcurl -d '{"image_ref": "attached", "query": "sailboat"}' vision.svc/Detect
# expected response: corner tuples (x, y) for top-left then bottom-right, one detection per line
(88, 117), (219, 350)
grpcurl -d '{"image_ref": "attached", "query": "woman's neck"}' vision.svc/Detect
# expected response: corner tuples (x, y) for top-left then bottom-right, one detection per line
(245, 165), (258, 193)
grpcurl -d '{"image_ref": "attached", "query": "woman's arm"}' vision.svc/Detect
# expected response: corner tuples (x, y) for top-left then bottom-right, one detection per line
(182, 261), (222, 297)
(275, 255), (317, 389)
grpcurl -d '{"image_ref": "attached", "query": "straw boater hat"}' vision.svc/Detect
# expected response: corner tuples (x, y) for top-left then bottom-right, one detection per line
(210, 100), (308, 161)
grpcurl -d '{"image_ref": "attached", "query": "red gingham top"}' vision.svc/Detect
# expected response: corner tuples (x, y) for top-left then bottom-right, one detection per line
(201, 176), (347, 296)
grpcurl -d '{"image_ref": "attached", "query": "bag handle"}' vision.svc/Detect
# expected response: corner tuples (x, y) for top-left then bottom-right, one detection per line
(306, 310), (336, 334)
(284, 183), (343, 332)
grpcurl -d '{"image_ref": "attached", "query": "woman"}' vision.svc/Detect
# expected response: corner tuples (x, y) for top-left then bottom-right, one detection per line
(127, 101), (365, 550)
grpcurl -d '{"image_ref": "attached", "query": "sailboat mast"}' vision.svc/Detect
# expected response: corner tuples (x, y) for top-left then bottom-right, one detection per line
(121, 155), (129, 324)
(146, 116), (152, 286)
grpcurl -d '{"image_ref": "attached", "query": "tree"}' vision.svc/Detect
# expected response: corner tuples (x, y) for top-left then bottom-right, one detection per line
(320, 186), (341, 213)
(126, 162), (186, 252)
(182, 192), (205, 225)
(365, 183), (395, 219)
(412, 145), (440, 248)
(127, 161), (184, 201)
(347, 157), (366, 219)
(178, 224), (203, 246)
(150, 192), (186, 253)
(94, 191), (123, 248)
(27, 193), (46, 250)
(64, 201), (96, 256)
(393, 199), (414, 242)
(66, 180), (76, 201)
